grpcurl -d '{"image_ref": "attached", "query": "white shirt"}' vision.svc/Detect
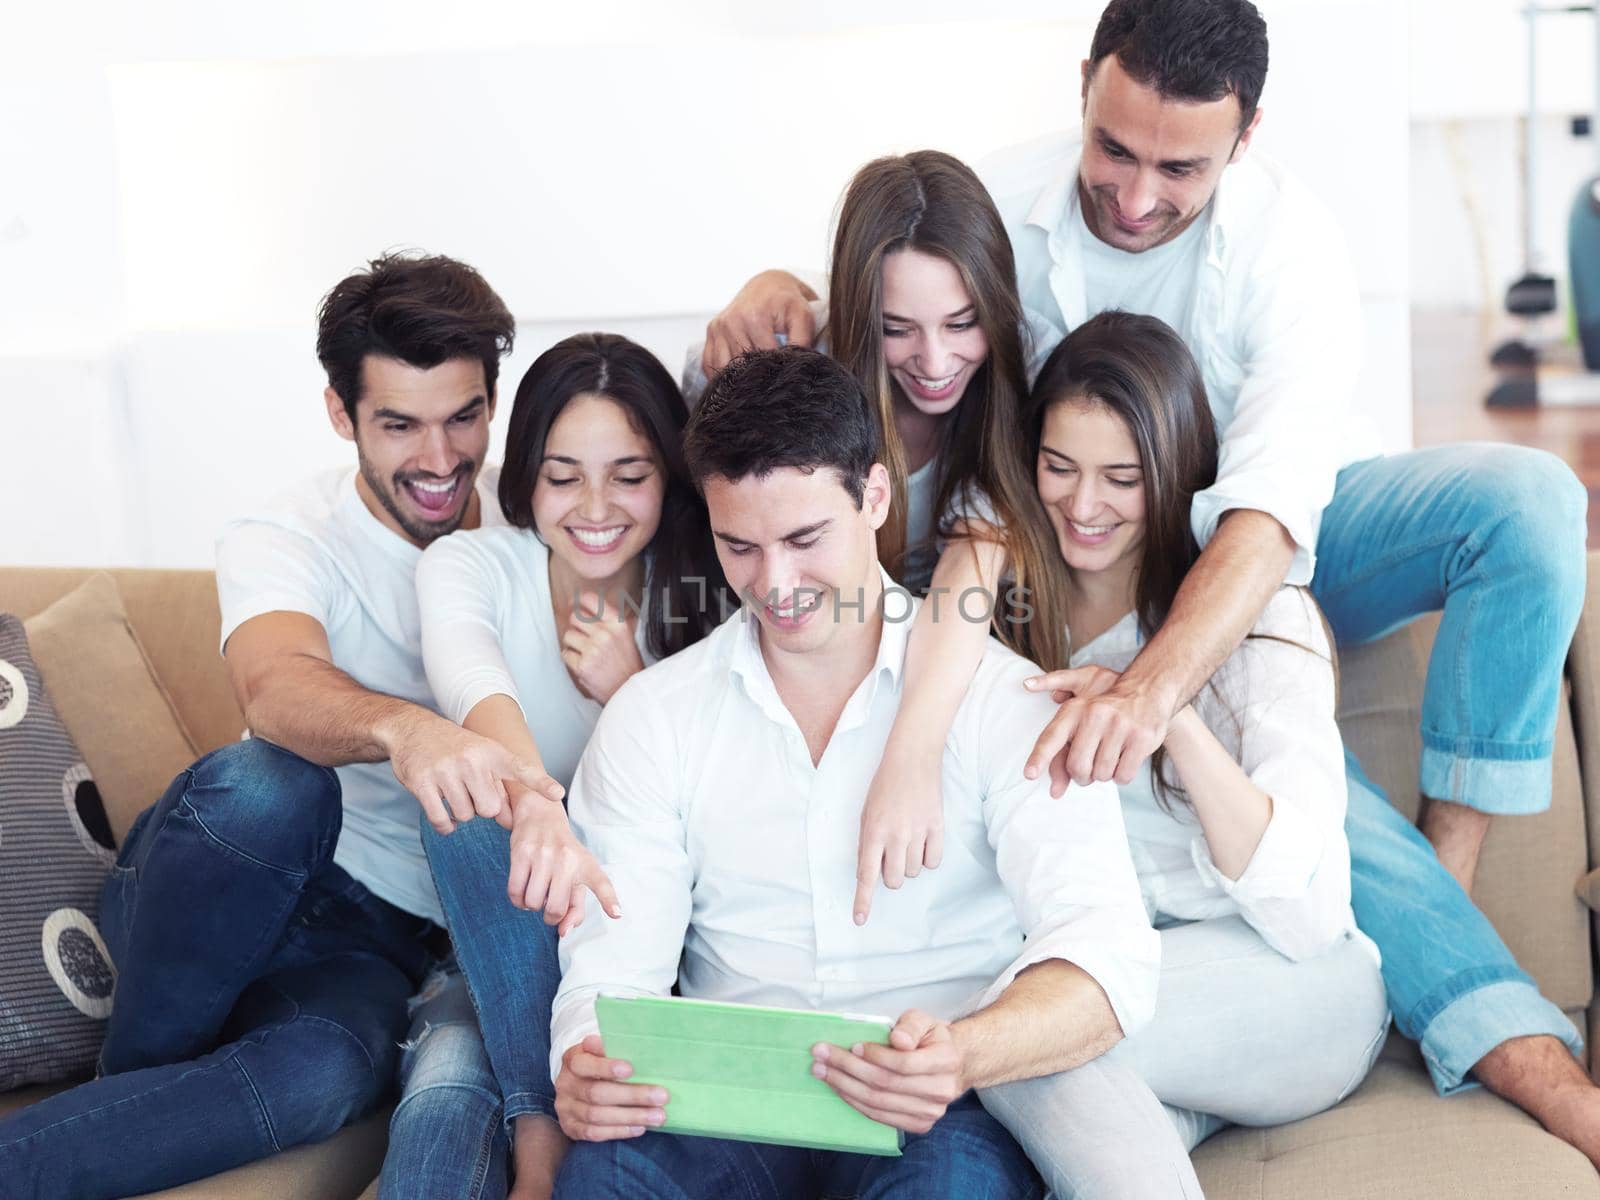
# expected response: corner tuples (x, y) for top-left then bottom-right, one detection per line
(1076, 200), (1207, 340)
(549, 572), (1160, 1080)
(415, 525), (654, 792)
(1072, 587), (1374, 965)
(979, 131), (1378, 586)
(215, 466), (504, 924)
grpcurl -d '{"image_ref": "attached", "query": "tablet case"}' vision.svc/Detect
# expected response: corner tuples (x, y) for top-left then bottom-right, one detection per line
(595, 994), (904, 1157)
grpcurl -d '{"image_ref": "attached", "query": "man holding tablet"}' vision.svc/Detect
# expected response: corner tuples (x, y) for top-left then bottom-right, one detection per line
(545, 347), (1195, 1198)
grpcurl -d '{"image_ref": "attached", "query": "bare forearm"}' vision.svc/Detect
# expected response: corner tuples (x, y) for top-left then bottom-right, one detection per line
(953, 961), (1123, 1090)
(241, 653), (427, 767)
(1162, 707), (1273, 878)
(1121, 510), (1294, 713)
(893, 541), (1008, 752)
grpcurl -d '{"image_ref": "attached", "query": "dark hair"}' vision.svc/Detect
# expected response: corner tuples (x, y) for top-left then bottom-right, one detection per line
(1089, 0), (1269, 132)
(316, 251), (515, 420)
(828, 149), (1070, 669)
(684, 346), (878, 506)
(499, 332), (729, 658)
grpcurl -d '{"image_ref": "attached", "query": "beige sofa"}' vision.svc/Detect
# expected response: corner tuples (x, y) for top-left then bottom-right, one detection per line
(4, 563), (1600, 1199)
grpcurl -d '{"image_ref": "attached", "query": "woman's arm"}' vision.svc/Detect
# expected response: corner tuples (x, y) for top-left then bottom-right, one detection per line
(1158, 706), (1273, 879)
(1160, 589), (1352, 961)
(417, 541), (617, 929)
(855, 532), (1008, 923)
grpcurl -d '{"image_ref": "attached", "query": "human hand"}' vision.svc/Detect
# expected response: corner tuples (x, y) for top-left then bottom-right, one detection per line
(562, 597), (646, 705)
(507, 793), (622, 935)
(702, 270), (817, 374)
(853, 745), (945, 926)
(555, 1035), (668, 1142)
(386, 709), (566, 834)
(810, 1009), (965, 1134)
(1022, 666), (1171, 794)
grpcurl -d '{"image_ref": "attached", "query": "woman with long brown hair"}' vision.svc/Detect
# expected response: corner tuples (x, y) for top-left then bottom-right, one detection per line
(688, 150), (1076, 908)
(976, 311), (1388, 1191)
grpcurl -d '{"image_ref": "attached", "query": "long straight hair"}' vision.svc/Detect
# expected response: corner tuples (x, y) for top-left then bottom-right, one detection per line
(498, 332), (730, 658)
(1027, 311), (1332, 808)
(828, 150), (1071, 669)
(1027, 311), (1219, 642)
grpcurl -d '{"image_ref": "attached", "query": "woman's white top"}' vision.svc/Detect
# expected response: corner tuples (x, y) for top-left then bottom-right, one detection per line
(415, 525), (655, 792)
(1074, 587), (1375, 964)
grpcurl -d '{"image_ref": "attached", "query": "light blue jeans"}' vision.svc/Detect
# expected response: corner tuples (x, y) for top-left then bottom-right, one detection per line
(380, 960), (508, 1200)
(1310, 444), (1588, 1092)
(378, 815), (563, 1199)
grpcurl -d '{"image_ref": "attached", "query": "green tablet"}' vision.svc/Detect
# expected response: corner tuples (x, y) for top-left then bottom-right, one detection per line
(595, 994), (904, 1157)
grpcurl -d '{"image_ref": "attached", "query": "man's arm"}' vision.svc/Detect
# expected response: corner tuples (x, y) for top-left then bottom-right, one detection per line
(701, 270), (818, 374)
(224, 611), (550, 834)
(1025, 506), (1294, 793)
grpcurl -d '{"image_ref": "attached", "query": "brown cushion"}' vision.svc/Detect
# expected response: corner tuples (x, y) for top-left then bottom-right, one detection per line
(1337, 615), (1593, 1011)
(21, 574), (199, 846)
(1193, 1056), (1599, 1198)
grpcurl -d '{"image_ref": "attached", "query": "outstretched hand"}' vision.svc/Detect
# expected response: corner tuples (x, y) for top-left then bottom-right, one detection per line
(389, 711), (567, 834)
(1022, 666), (1171, 795)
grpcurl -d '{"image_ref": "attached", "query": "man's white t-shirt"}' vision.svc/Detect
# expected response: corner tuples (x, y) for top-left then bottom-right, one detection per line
(1077, 202), (1208, 343)
(214, 465), (505, 925)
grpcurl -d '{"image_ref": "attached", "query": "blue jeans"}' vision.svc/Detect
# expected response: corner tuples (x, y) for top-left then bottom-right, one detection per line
(380, 960), (510, 1200)
(1310, 445), (1588, 1092)
(0, 739), (437, 1200)
(377, 814), (562, 1198)
(554, 1092), (1042, 1200)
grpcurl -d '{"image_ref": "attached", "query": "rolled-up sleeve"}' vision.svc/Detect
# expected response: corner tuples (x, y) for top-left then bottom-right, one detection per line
(415, 534), (523, 725)
(549, 680), (693, 1081)
(1188, 588), (1353, 961)
(958, 654), (1161, 1037)
(1188, 192), (1364, 586)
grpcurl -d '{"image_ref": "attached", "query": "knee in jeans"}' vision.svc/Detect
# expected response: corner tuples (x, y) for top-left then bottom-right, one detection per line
(187, 740), (341, 865)
(1477, 449), (1588, 584)
(246, 1013), (388, 1147)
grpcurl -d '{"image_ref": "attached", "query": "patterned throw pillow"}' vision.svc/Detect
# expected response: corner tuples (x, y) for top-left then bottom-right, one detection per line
(0, 615), (120, 1089)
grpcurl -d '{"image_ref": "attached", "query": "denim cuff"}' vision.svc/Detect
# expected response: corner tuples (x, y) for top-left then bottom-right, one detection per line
(1419, 978), (1583, 1095)
(1418, 745), (1553, 816)
(502, 1089), (559, 1131)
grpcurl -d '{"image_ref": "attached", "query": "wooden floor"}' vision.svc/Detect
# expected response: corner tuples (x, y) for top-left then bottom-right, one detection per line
(1412, 309), (1600, 546)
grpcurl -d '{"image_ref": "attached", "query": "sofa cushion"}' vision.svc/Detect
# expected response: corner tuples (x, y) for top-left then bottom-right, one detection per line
(1337, 615), (1593, 1011)
(0, 616), (120, 1090)
(1192, 1054), (1599, 1198)
(0, 568), (243, 757)
(22, 573), (199, 846)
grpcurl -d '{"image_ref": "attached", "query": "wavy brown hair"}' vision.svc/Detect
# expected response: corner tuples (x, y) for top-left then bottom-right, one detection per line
(827, 150), (1070, 669)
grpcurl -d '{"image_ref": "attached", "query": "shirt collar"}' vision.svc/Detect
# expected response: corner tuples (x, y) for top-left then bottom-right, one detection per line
(726, 565), (911, 725)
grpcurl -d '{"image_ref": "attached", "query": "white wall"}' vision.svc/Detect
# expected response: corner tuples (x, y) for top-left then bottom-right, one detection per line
(1, 0), (1411, 569)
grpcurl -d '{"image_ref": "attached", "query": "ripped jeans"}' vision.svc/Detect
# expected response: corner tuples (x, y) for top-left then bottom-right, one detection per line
(379, 815), (564, 1199)
(380, 960), (508, 1200)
